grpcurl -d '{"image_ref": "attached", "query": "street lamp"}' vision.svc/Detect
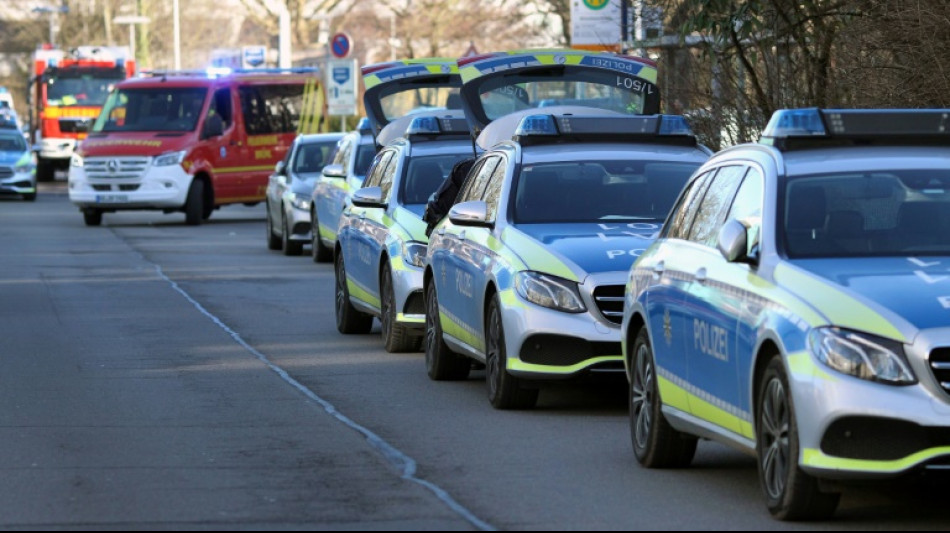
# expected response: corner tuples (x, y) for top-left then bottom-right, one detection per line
(32, 4), (69, 46)
(113, 15), (151, 62)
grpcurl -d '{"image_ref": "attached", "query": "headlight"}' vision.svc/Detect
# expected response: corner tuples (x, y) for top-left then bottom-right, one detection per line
(14, 161), (34, 174)
(808, 327), (915, 385)
(514, 271), (586, 313)
(70, 153), (83, 167)
(153, 150), (187, 166)
(402, 241), (427, 268)
(290, 193), (311, 210)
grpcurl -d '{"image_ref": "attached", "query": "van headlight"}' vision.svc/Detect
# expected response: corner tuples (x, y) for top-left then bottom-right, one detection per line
(402, 241), (427, 268)
(808, 327), (915, 385)
(70, 153), (83, 167)
(153, 150), (187, 166)
(514, 271), (586, 313)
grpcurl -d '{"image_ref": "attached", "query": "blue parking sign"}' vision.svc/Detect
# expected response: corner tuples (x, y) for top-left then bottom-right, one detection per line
(333, 67), (350, 85)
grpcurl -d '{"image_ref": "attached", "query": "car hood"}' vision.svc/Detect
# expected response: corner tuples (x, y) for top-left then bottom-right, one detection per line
(77, 132), (196, 157)
(511, 222), (661, 279)
(0, 150), (28, 166)
(784, 256), (950, 336)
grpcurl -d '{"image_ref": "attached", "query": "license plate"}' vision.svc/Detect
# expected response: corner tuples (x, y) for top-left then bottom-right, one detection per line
(96, 194), (129, 203)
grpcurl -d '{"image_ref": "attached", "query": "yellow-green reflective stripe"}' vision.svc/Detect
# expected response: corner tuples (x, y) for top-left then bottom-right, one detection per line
(657, 374), (754, 439)
(786, 351), (839, 382)
(318, 223), (337, 241)
(774, 263), (906, 342)
(508, 355), (621, 375)
(214, 165), (274, 174)
(347, 279), (380, 309)
(498, 289), (527, 309)
(803, 447), (950, 473)
(439, 310), (484, 352)
(502, 228), (577, 281)
(396, 313), (424, 324)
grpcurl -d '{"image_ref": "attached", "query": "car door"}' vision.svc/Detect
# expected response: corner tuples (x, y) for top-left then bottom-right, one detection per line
(267, 145), (295, 235)
(341, 148), (398, 310)
(315, 134), (352, 243)
(679, 165), (750, 435)
(641, 169), (716, 416)
(431, 155), (499, 350)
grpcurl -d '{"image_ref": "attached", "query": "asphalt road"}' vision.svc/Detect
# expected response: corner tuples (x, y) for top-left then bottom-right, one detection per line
(0, 182), (948, 530)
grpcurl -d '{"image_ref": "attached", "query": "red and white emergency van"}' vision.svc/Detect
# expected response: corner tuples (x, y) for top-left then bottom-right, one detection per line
(68, 68), (328, 226)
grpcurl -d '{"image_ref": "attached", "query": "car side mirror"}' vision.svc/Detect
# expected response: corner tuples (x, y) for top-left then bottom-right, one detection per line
(718, 219), (756, 264)
(202, 114), (224, 139)
(448, 200), (492, 228)
(322, 163), (346, 179)
(274, 160), (286, 176)
(351, 186), (387, 208)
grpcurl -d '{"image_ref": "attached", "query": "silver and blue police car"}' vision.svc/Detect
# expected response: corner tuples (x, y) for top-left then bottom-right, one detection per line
(0, 125), (36, 201)
(622, 108), (950, 520)
(310, 118), (376, 262)
(334, 58), (474, 352)
(265, 132), (344, 255)
(423, 50), (710, 409)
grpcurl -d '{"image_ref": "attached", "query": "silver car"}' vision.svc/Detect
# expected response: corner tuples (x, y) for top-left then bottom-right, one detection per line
(265, 132), (344, 256)
(0, 127), (36, 201)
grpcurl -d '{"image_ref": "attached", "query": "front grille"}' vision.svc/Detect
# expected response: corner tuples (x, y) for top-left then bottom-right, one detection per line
(592, 284), (625, 325)
(0, 167), (13, 179)
(85, 157), (150, 180)
(118, 184), (140, 191)
(519, 334), (620, 366)
(59, 118), (92, 134)
(821, 416), (950, 460)
(929, 348), (950, 394)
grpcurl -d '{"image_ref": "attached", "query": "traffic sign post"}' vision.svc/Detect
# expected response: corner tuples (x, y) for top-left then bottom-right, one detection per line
(326, 58), (358, 128)
(329, 33), (351, 59)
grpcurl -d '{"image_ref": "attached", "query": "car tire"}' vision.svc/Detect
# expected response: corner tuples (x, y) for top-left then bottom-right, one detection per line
(83, 208), (102, 227)
(311, 211), (333, 263)
(380, 263), (420, 353)
(266, 205), (281, 251)
(184, 179), (204, 226)
(282, 213), (303, 256)
(36, 158), (55, 183)
(424, 281), (470, 380)
(630, 327), (697, 468)
(334, 252), (373, 334)
(757, 354), (840, 521)
(486, 295), (538, 409)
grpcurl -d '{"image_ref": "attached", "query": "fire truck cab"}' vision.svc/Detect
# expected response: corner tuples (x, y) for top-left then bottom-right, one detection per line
(29, 45), (135, 182)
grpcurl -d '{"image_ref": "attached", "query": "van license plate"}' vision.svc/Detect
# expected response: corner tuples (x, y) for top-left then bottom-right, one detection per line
(96, 194), (129, 203)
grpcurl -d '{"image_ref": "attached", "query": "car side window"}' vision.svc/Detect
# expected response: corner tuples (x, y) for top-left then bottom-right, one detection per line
(458, 156), (500, 204)
(664, 170), (716, 240)
(687, 165), (748, 247)
(363, 150), (394, 188)
(378, 150), (400, 202)
(726, 166), (764, 253)
(482, 157), (507, 222)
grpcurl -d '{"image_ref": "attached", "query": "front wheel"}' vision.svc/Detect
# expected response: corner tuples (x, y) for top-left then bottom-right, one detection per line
(630, 328), (697, 468)
(334, 253), (373, 334)
(311, 211), (333, 263)
(424, 281), (470, 380)
(82, 208), (102, 227)
(486, 295), (538, 409)
(381, 263), (420, 353)
(184, 179), (204, 226)
(757, 355), (840, 520)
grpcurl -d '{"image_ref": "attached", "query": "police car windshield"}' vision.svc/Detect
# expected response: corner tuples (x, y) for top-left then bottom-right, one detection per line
(380, 87), (460, 122)
(0, 133), (26, 152)
(400, 154), (472, 205)
(93, 88), (208, 132)
(785, 169), (950, 257)
(354, 144), (375, 178)
(513, 160), (697, 224)
(478, 76), (649, 121)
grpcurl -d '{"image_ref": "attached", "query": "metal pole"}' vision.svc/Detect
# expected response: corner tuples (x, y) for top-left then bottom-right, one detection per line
(130, 25), (136, 61)
(173, 0), (181, 69)
(278, 4), (291, 68)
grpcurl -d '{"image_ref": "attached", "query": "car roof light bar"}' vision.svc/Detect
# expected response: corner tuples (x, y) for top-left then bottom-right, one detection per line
(513, 114), (695, 144)
(761, 108), (950, 150)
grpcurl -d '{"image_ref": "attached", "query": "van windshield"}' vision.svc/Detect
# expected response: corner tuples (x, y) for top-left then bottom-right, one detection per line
(93, 87), (208, 132)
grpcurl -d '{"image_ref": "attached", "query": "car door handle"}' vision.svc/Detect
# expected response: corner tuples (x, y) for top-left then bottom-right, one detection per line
(694, 267), (707, 283)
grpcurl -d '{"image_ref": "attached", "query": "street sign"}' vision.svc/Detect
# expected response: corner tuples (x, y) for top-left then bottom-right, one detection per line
(242, 45), (266, 68)
(571, 0), (623, 52)
(326, 58), (358, 116)
(329, 33), (351, 59)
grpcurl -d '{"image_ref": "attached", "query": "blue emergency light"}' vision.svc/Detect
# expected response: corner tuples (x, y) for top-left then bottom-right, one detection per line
(515, 115), (559, 137)
(356, 117), (372, 134)
(761, 108), (950, 150)
(512, 113), (695, 144)
(406, 116), (441, 135)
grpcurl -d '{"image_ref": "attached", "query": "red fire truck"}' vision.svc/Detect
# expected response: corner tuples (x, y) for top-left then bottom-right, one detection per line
(28, 45), (135, 181)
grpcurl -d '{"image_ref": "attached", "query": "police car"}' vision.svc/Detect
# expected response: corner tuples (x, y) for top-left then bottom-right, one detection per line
(423, 50), (710, 409)
(0, 125), (36, 201)
(622, 108), (950, 520)
(334, 58), (474, 352)
(310, 118), (376, 262)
